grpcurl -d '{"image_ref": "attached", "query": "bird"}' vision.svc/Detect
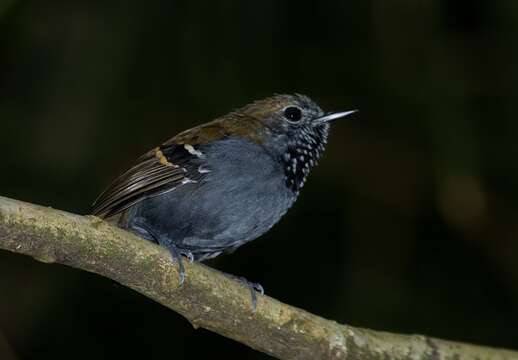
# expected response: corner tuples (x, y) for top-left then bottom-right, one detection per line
(92, 94), (356, 308)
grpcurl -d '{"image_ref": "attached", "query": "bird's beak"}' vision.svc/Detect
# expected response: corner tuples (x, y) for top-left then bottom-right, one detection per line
(312, 110), (358, 127)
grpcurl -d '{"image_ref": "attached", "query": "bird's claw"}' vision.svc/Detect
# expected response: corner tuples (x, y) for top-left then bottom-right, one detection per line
(223, 274), (264, 312)
(166, 245), (194, 286)
(256, 283), (264, 295)
(241, 278), (264, 312)
(137, 224), (194, 286)
(249, 280), (264, 295)
(183, 250), (195, 263)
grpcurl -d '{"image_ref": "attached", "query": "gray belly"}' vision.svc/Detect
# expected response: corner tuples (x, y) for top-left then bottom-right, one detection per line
(125, 138), (296, 259)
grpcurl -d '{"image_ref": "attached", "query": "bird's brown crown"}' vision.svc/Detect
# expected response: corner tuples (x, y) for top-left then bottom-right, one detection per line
(169, 94), (324, 146)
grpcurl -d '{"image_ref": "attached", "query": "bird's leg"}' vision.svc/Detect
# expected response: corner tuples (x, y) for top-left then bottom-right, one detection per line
(130, 223), (260, 305)
(160, 242), (196, 285)
(216, 271), (264, 311)
(132, 222), (193, 285)
(164, 243), (187, 285)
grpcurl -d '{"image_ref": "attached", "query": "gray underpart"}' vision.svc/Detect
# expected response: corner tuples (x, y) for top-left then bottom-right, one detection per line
(119, 137), (297, 261)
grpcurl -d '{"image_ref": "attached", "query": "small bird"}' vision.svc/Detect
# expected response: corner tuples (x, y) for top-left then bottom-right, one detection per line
(92, 94), (356, 307)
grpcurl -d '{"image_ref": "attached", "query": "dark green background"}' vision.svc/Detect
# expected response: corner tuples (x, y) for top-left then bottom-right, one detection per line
(1, 1), (518, 358)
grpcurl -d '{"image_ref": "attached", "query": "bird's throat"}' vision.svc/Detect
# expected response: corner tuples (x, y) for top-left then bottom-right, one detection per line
(281, 124), (329, 194)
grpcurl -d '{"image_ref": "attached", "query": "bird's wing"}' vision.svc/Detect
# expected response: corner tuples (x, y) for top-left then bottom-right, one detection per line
(92, 142), (206, 219)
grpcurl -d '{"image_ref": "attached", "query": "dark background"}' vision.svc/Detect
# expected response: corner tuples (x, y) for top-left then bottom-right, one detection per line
(1, 1), (518, 359)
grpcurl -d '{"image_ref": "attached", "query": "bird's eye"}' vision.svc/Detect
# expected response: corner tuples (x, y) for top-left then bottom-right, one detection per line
(283, 106), (303, 122)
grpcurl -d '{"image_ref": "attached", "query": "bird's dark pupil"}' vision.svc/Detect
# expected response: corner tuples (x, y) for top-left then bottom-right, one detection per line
(284, 107), (302, 122)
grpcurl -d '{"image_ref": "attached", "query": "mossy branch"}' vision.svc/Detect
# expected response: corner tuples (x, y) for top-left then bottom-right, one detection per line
(0, 195), (516, 359)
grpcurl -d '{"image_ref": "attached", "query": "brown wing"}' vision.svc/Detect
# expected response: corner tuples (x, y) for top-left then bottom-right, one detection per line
(92, 113), (262, 218)
(92, 143), (203, 219)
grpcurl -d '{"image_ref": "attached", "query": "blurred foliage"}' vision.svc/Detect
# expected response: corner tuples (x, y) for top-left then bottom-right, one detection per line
(1, 0), (518, 359)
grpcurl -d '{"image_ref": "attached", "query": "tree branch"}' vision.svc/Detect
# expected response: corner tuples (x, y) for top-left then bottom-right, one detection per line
(0, 195), (516, 360)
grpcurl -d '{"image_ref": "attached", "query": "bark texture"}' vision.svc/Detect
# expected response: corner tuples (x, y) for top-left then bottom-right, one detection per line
(0, 195), (516, 360)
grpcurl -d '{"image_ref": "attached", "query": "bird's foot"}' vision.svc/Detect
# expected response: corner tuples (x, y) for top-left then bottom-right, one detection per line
(164, 244), (194, 286)
(131, 222), (194, 286)
(223, 273), (264, 311)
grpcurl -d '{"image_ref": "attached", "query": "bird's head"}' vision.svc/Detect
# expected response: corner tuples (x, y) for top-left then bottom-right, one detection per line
(239, 94), (355, 139)
(235, 94), (357, 193)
